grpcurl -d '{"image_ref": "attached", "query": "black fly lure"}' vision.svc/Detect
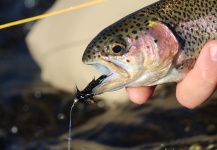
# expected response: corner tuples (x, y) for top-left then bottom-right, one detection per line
(68, 75), (108, 149)
(73, 75), (107, 105)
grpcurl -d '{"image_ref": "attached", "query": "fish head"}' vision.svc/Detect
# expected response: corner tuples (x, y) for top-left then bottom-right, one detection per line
(82, 18), (182, 94)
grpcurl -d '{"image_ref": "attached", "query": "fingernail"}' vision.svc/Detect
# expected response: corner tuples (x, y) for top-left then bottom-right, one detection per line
(210, 46), (217, 62)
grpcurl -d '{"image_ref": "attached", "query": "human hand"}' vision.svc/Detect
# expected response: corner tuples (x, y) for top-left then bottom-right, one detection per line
(126, 40), (217, 109)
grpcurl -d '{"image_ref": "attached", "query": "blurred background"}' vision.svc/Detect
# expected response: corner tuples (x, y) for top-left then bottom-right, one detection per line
(1, 0), (217, 149)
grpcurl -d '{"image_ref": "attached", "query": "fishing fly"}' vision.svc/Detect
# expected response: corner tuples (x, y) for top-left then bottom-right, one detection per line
(68, 74), (107, 150)
(74, 74), (108, 105)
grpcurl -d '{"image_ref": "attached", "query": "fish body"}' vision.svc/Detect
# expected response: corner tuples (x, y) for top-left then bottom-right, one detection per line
(82, 0), (217, 94)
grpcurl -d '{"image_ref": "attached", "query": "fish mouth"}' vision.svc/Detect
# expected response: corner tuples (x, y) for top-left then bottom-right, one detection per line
(93, 63), (114, 78)
(87, 60), (130, 94)
(93, 61), (130, 82)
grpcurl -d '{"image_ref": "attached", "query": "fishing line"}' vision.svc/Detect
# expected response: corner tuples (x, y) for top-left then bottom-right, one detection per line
(0, 0), (106, 29)
(68, 75), (107, 149)
(68, 98), (79, 150)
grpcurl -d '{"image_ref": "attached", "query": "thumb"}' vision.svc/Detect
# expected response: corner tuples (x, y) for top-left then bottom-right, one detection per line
(176, 40), (217, 109)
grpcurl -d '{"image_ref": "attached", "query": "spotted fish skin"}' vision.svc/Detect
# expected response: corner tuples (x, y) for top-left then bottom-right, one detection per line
(82, 0), (217, 94)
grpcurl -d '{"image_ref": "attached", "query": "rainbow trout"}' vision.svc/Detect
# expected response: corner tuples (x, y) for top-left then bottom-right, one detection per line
(82, 0), (217, 94)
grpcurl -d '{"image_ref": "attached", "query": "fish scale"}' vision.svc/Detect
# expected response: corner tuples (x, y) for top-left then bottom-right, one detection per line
(82, 0), (217, 94)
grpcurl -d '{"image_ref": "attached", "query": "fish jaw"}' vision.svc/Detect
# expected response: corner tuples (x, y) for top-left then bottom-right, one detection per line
(84, 59), (133, 94)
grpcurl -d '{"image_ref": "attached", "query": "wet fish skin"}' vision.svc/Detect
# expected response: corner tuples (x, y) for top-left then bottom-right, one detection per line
(82, 0), (217, 94)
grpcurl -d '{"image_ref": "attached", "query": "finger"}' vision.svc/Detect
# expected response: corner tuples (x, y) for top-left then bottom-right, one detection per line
(176, 41), (217, 109)
(126, 86), (156, 104)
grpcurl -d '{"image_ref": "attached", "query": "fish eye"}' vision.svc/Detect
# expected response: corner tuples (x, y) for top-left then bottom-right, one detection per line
(106, 37), (128, 55)
(112, 45), (123, 53)
(110, 43), (126, 55)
